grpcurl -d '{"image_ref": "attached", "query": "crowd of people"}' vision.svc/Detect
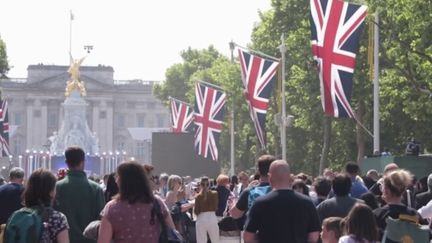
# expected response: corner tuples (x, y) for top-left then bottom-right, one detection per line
(0, 147), (431, 243)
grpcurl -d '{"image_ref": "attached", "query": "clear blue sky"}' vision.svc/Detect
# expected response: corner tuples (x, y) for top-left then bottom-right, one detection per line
(0, 0), (271, 81)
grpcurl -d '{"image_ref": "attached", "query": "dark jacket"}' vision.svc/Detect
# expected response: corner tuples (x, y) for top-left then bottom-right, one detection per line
(0, 183), (24, 224)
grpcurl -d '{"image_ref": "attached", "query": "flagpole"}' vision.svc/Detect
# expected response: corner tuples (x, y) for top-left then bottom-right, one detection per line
(233, 43), (280, 62)
(69, 10), (73, 63)
(169, 96), (193, 106)
(229, 41), (235, 177)
(373, 12), (380, 154)
(278, 35), (287, 161)
(197, 80), (224, 91)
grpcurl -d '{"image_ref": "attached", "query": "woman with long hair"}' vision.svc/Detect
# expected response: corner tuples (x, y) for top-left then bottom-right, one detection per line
(7, 169), (70, 243)
(194, 176), (219, 243)
(339, 203), (379, 243)
(98, 161), (175, 243)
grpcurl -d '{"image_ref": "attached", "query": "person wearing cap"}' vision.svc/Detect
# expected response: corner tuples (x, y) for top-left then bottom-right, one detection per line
(0, 167), (25, 224)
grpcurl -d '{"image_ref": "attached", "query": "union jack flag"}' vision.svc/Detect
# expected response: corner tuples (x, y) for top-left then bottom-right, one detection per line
(193, 82), (226, 161)
(310, 0), (367, 118)
(238, 48), (279, 148)
(169, 97), (194, 133)
(0, 99), (10, 157)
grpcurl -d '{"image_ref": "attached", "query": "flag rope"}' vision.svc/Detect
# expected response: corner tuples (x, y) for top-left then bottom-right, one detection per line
(354, 116), (374, 138)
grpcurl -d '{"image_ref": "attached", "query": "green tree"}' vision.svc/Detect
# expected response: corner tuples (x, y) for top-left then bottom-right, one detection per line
(369, 0), (432, 154)
(0, 36), (10, 78)
(155, 0), (432, 175)
(153, 46), (222, 103)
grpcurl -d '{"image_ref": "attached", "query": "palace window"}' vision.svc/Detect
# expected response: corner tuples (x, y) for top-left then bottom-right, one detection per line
(47, 112), (58, 128)
(33, 110), (41, 118)
(99, 111), (107, 119)
(137, 114), (145, 127)
(14, 113), (22, 126)
(116, 114), (125, 128)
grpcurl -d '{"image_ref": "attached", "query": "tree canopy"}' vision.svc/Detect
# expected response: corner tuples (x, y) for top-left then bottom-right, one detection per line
(0, 36), (10, 78)
(154, 0), (432, 175)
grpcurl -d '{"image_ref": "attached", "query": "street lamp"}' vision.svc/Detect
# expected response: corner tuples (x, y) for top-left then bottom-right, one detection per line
(84, 45), (93, 54)
(29, 155), (34, 174)
(8, 155), (13, 170)
(18, 155), (23, 168)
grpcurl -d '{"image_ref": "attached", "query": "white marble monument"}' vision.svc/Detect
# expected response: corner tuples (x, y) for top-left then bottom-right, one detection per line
(49, 55), (99, 155)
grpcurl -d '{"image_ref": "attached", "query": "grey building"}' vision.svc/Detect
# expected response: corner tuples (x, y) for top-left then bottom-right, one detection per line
(2, 64), (169, 164)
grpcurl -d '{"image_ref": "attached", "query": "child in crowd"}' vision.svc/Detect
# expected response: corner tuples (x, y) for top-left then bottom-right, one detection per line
(321, 217), (342, 243)
(339, 203), (379, 243)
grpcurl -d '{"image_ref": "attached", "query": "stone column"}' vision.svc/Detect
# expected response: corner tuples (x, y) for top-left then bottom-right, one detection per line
(106, 100), (114, 152)
(25, 99), (35, 150)
(40, 100), (48, 150)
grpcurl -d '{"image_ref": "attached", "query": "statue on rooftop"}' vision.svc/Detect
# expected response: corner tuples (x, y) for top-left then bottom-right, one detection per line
(65, 53), (87, 97)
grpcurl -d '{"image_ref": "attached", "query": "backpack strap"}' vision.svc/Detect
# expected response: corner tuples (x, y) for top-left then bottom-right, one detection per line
(406, 189), (412, 208)
(399, 214), (419, 224)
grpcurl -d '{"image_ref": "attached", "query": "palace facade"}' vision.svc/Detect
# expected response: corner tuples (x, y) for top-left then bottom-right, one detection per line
(2, 64), (169, 163)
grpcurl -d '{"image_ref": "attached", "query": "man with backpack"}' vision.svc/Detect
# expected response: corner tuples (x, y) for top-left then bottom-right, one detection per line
(229, 154), (275, 228)
(54, 146), (105, 243)
(0, 167), (25, 225)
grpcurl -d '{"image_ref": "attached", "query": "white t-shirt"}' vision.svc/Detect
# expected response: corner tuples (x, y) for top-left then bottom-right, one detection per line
(418, 199), (432, 220)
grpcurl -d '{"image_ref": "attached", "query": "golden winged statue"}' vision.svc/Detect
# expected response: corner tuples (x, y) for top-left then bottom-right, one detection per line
(65, 54), (87, 97)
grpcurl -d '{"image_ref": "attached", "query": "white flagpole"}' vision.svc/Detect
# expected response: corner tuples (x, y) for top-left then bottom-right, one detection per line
(373, 12), (380, 154)
(234, 43), (280, 62)
(279, 35), (287, 161)
(197, 80), (224, 91)
(69, 10), (74, 63)
(169, 96), (193, 106)
(229, 41), (235, 177)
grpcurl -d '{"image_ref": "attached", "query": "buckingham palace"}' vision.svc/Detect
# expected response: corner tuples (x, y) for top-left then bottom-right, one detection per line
(1, 63), (170, 166)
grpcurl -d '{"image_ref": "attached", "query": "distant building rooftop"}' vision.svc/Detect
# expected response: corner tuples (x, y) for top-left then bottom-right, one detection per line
(2, 64), (160, 87)
(27, 63), (114, 72)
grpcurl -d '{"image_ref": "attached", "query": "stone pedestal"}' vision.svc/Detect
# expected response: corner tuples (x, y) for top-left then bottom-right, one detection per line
(49, 91), (99, 155)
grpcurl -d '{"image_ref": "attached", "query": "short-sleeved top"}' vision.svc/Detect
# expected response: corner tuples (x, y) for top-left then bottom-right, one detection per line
(194, 191), (218, 215)
(351, 180), (368, 199)
(101, 196), (169, 243)
(235, 182), (269, 212)
(245, 189), (320, 243)
(40, 209), (69, 243)
(316, 196), (363, 224)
